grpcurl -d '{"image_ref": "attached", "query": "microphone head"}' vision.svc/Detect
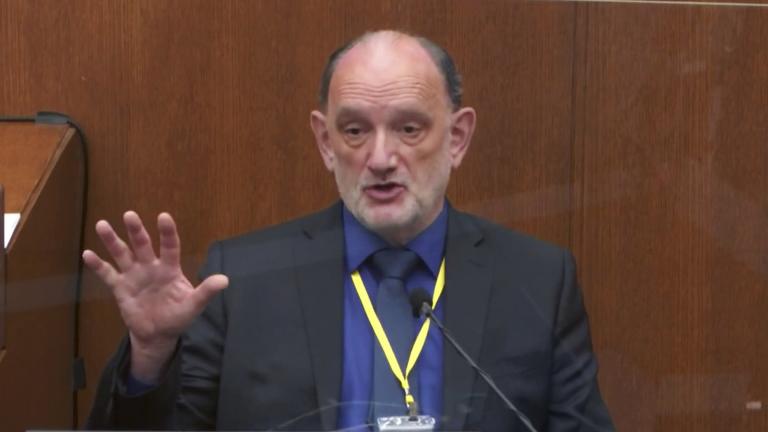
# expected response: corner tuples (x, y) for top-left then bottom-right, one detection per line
(409, 288), (432, 318)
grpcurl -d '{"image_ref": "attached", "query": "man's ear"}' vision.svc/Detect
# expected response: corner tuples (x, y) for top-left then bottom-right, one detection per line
(310, 110), (334, 172)
(448, 107), (476, 169)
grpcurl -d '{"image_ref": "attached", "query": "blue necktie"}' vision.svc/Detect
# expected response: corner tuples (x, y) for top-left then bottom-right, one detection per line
(369, 248), (420, 422)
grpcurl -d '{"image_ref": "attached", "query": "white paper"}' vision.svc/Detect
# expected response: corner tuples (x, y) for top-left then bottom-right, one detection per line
(4, 213), (20, 248)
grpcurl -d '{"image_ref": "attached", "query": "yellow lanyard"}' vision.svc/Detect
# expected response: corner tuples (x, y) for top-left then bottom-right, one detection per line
(350, 257), (446, 412)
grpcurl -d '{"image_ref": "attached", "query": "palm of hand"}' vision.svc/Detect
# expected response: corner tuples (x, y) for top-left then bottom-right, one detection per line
(114, 260), (197, 346)
(83, 211), (228, 350)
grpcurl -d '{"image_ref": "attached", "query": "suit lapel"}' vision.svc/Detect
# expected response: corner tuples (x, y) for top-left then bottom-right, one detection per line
(442, 208), (492, 431)
(292, 204), (492, 430)
(294, 203), (345, 430)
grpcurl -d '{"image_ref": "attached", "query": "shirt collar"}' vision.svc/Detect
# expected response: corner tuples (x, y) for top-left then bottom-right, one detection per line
(342, 202), (448, 277)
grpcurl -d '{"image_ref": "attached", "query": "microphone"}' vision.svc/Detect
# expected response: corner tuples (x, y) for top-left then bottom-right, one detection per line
(410, 289), (431, 318)
(409, 289), (539, 432)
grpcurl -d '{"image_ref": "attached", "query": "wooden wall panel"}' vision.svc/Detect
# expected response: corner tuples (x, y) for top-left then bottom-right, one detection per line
(448, 2), (576, 245)
(0, 1), (576, 429)
(572, 3), (768, 431)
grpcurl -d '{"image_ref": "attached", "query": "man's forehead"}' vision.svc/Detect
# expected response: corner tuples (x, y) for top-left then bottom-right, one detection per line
(329, 34), (448, 109)
(338, 33), (433, 71)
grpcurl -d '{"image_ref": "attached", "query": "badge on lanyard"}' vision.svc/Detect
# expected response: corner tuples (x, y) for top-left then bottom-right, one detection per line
(350, 258), (446, 432)
(376, 414), (436, 431)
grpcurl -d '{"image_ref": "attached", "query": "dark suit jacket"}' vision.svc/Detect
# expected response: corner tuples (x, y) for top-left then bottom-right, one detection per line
(87, 202), (614, 431)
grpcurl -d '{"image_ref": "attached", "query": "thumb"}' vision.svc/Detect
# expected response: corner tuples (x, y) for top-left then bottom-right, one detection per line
(192, 274), (229, 307)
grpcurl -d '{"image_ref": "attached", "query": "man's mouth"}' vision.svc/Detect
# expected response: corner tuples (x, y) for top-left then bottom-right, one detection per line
(363, 182), (405, 201)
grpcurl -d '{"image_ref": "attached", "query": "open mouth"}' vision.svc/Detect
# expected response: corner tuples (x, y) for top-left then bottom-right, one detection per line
(364, 182), (404, 200)
(371, 183), (399, 192)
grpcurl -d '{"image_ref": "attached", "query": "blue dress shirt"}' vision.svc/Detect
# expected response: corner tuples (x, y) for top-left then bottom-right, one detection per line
(337, 204), (446, 430)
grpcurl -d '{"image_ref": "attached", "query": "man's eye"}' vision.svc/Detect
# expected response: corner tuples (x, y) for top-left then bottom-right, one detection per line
(401, 124), (422, 136)
(345, 127), (362, 136)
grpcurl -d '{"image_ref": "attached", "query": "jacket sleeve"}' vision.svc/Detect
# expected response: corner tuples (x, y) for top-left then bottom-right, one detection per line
(85, 242), (227, 430)
(547, 250), (615, 431)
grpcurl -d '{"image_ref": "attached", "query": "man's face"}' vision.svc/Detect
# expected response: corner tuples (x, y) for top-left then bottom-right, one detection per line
(311, 36), (475, 243)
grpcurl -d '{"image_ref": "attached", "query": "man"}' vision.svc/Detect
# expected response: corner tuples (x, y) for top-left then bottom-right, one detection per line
(85, 30), (614, 431)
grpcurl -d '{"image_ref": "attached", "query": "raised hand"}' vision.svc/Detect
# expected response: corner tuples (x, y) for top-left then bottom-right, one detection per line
(82, 211), (228, 383)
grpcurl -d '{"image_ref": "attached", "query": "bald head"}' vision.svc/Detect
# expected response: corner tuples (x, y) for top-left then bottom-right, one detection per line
(318, 30), (462, 111)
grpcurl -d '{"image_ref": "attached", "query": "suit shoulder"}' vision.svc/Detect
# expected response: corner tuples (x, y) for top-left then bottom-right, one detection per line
(455, 210), (570, 262)
(452, 211), (576, 310)
(215, 202), (341, 250)
(199, 203), (342, 277)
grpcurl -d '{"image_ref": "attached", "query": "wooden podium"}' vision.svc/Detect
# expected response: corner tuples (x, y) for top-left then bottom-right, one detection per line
(0, 122), (85, 431)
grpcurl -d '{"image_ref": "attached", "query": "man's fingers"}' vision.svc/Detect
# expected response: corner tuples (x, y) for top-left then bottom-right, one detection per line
(94, 219), (135, 271)
(192, 274), (229, 309)
(82, 249), (121, 287)
(157, 212), (181, 267)
(124, 211), (158, 263)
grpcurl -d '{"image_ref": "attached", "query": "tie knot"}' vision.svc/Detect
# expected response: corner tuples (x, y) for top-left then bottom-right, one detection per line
(370, 248), (420, 281)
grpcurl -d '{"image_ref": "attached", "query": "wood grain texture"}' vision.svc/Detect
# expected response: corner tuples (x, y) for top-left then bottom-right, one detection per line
(571, 2), (768, 431)
(0, 124), (67, 212)
(446, 1), (576, 246)
(0, 185), (4, 351)
(0, 127), (85, 431)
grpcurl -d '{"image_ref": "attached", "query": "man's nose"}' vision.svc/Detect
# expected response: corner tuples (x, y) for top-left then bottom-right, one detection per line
(367, 130), (397, 175)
